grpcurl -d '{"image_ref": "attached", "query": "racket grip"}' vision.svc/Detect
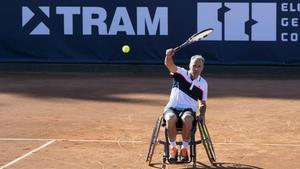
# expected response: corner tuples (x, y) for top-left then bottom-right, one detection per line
(174, 46), (180, 53)
(174, 42), (189, 53)
(174, 44), (185, 53)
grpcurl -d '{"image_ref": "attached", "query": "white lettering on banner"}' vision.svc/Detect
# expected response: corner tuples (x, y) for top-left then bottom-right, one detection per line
(137, 7), (168, 35)
(281, 18), (289, 26)
(281, 3), (289, 12)
(197, 3), (222, 40)
(22, 6), (50, 35)
(197, 2), (277, 41)
(281, 3), (300, 12)
(56, 7), (80, 35)
(82, 7), (108, 35)
(108, 7), (135, 35)
(225, 3), (249, 41)
(252, 3), (277, 41)
(21, 2), (300, 42)
(292, 18), (299, 26)
(280, 3), (300, 42)
(281, 33), (298, 42)
(281, 18), (299, 27)
(22, 6), (168, 35)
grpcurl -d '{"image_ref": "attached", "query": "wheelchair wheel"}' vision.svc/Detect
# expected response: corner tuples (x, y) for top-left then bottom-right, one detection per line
(191, 139), (197, 168)
(190, 129), (197, 168)
(146, 115), (163, 165)
(198, 118), (216, 164)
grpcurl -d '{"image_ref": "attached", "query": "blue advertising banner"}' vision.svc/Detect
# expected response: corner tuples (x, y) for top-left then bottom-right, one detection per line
(0, 0), (300, 65)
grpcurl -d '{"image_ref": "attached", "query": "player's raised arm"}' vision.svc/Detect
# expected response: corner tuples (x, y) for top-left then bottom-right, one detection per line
(164, 48), (177, 73)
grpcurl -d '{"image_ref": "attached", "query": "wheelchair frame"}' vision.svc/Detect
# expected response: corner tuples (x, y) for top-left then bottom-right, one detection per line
(145, 115), (216, 168)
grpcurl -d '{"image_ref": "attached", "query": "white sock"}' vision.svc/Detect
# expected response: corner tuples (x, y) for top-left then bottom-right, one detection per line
(182, 141), (189, 149)
(169, 141), (177, 149)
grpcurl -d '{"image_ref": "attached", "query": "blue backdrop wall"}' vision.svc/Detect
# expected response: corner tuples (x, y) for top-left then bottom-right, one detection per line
(0, 0), (299, 65)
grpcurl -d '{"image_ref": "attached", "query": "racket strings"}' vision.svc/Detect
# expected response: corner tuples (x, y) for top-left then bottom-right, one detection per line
(190, 30), (213, 41)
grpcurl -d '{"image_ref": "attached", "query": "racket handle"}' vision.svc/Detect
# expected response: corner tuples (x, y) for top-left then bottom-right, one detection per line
(174, 42), (188, 53)
(174, 46), (181, 53)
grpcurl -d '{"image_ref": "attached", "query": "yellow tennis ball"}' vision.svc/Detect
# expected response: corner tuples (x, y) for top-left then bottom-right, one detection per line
(122, 45), (130, 53)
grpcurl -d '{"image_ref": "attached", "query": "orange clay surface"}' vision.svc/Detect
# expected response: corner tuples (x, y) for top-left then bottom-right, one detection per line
(0, 73), (299, 169)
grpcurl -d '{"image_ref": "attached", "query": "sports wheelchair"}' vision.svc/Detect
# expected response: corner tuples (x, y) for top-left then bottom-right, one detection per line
(146, 114), (216, 168)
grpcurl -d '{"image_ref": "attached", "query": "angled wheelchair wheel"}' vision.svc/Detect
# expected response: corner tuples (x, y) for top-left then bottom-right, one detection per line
(198, 118), (217, 164)
(191, 132), (197, 168)
(146, 115), (163, 165)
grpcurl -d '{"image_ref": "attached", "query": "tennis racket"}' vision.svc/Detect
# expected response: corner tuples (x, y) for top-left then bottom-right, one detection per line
(174, 28), (213, 53)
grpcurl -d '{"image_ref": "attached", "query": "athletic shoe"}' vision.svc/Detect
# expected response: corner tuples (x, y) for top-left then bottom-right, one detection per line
(180, 148), (189, 162)
(169, 147), (178, 163)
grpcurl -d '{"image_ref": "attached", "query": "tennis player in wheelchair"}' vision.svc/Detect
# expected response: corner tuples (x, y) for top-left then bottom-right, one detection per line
(164, 48), (207, 163)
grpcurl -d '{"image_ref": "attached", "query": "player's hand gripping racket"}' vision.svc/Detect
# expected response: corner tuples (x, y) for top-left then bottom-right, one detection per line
(174, 28), (213, 53)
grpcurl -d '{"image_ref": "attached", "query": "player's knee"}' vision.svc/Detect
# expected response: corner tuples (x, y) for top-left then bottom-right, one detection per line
(164, 109), (177, 122)
(182, 114), (194, 123)
(164, 114), (177, 129)
(182, 114), (194, 128)
(166, 114), (177, 124)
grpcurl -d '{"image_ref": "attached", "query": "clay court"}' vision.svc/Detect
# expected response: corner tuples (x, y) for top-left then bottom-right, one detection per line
(0, 73), (299, 169)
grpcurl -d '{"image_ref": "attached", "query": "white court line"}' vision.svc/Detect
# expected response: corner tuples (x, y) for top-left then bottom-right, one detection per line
(1, 138), (299, 146)
(66, 139), (143, 143)
(0, 138), (143, 143)
(215, 142), (300, 147)
(0, 138), (52, 141)
(0, 139), (55, 169)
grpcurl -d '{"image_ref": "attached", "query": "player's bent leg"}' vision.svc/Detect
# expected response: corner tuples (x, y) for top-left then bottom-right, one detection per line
(182, 113), (194, 140)
(180, 111), (195, 162)
(164, 109), (178, 141)
(163, 108), (178, 163)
